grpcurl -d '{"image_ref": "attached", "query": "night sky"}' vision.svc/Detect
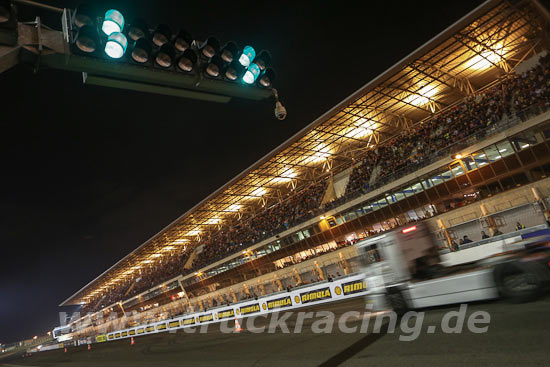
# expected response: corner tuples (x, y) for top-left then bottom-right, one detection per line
(0, 0), (504, 342)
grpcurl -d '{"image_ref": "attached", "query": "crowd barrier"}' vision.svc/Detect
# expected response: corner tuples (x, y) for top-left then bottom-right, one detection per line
(101, 273), (374, 342)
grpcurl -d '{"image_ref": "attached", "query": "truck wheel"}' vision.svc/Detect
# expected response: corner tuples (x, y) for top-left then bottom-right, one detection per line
(494, 262), (545, 303)
(386, 289), (408, 316)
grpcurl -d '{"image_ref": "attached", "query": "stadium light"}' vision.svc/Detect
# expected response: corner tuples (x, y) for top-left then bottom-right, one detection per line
(239, 45), (255, 67)
(174, 29), (193, 52)
(102, 9), (124, 36)
(130, 38), (152, 63)
(127, 17), (148, 41)
(155, 43), (176, 68)
(152, 24), (171, 47)
(243, 63), (260, 84)
(104, 32), (127, 59)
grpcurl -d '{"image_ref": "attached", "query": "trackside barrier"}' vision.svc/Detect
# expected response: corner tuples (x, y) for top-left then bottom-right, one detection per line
(102, 273), (376, 342)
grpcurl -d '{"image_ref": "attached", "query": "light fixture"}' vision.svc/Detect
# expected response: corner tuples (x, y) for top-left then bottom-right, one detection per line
(223, 60), (246, 81)
(257, 68), (276, 88)
(74, 25), (99, 53)
(239, 45), (255, 67)
(127, 17), (148, 41)
(152, 24), (171, 47)
(454, 154), (463, 159)
(130, 38), (152, 63)
(102, 9), (124, 36)
(104, 32), (128, 59)
(243, 63), (261, 84)
(253, 50), (272, 71)
(220, 41), (239, 63)
(73, 4), (96, 29)
(204, 55), (224, 78)
(177, 48), (198, 72)
(174, 29), (193, 52)
(155, 43), (176, 68)
(199, 36), (220, 58)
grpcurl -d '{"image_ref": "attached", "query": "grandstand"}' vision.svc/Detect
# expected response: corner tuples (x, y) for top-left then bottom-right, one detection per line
(59, 0), (550, 338)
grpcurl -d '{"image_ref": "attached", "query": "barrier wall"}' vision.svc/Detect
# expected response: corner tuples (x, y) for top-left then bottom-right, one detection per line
(102, 273), (373, 343)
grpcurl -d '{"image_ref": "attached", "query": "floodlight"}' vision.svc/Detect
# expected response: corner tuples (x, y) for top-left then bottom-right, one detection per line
(220, 41), (239, 63)
(73, 4), (96, 29)
(223, 60), (246, 81)
(253, 50), (271, 71)
(74, 25), (99, 53)
(127, 17), (148, 41)
(131, 38), (152, 63)
(155, 43), (176, 68)
(174, 29), (193, 52)
(199, 37), (220, 58)
(205, 55), (224, 78)
(258, 68), (276, 88)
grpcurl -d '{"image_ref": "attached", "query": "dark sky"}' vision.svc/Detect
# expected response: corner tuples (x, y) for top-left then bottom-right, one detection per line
(0, 0), (496, 343)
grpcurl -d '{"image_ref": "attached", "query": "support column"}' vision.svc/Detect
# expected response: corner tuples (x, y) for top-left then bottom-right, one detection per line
(437, 219), (453, 251)
(480, 204), (498, 236)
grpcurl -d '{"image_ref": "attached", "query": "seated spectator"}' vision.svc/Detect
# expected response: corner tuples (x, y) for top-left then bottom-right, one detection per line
(481, 231), (490, 239)
(462, 235), (473, 244)
(492, 229), (503, 236)
(515, 222), (526, 231)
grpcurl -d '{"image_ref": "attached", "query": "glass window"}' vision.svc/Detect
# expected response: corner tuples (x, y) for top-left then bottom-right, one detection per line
(394, 191), (406, 201)
(385, 194), (395, 204)
(362, 203), (373, 213)
(484, 145), (501, 162)
(401, 186), (414, 197)
(421, 177), (435, 189)
(450, 163), (465, 177)
(372, 197), (387, 210)
(461, 156), (477, 171)
(430, 174), (444, 186)
(411, 182), (424, 194)
(472, 150), (489, 167)
(440, 168), (453, 181)
(511, 128), (539, 151)
(496, 140), (514, 157)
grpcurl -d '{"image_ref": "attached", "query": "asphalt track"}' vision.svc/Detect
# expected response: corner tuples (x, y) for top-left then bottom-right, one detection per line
(3, 296), (549, 367)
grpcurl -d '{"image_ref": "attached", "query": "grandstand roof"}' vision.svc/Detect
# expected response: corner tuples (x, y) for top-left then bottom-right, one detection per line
(61, 0), (550, 306)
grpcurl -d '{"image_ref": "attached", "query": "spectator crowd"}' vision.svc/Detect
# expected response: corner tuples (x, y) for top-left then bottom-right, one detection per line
(84, 55), (550, 314)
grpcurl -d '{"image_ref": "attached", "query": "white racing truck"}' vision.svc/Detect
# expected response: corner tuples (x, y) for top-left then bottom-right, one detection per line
(356, 223), (550, 313)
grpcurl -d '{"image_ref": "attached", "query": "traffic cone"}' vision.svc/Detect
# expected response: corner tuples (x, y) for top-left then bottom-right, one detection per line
(64, 347), (67, 353)
(130, 337), (135, 346)
(87, 344), (91, 351)
(234, 319), (243, 333)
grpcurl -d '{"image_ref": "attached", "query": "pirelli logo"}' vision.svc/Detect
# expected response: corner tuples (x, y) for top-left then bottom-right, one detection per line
(96, 335), (107, 343)
(240, 303), (260, 315)
(182, 317), (196, 326)
(145, 326), (155, 333)
(300, 287), (332, 304)
(342, 280), (366, 295)
(199, 314), (213, 323)
(114, 333), (121, 338)
(267, 296), (292, 310)
(108, 334), (114, 340)
(136, 328), (144, 334)
(169, 321), (180, 328)
(217, 309), (235, 320)
(129, 330), (136, 336)
(121, 331), (128, 337)
(157, 323), (167, 330)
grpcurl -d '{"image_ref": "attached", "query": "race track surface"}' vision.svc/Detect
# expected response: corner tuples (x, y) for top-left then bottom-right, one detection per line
(3, 296), (549, 367)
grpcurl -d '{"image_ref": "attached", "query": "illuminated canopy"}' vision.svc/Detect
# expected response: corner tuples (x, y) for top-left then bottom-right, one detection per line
(60, 0), (549, 306)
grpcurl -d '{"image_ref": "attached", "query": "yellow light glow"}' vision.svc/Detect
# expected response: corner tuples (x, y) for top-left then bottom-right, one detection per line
(171, 239), (187, 245)
(151, 253), (162, 258)
(164, 246), (175, 251)
(206, 217), (221, 224)
(143, 260), (152, 264)
(185, 229), (200, 236)
(404, 84), (438, 106)
(227, 204), (241, 212)
(304, 143), (332, 164)
(272, 167), (297, 183)
(466, 42), (506, 70)
(345, 117), (374, 139)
